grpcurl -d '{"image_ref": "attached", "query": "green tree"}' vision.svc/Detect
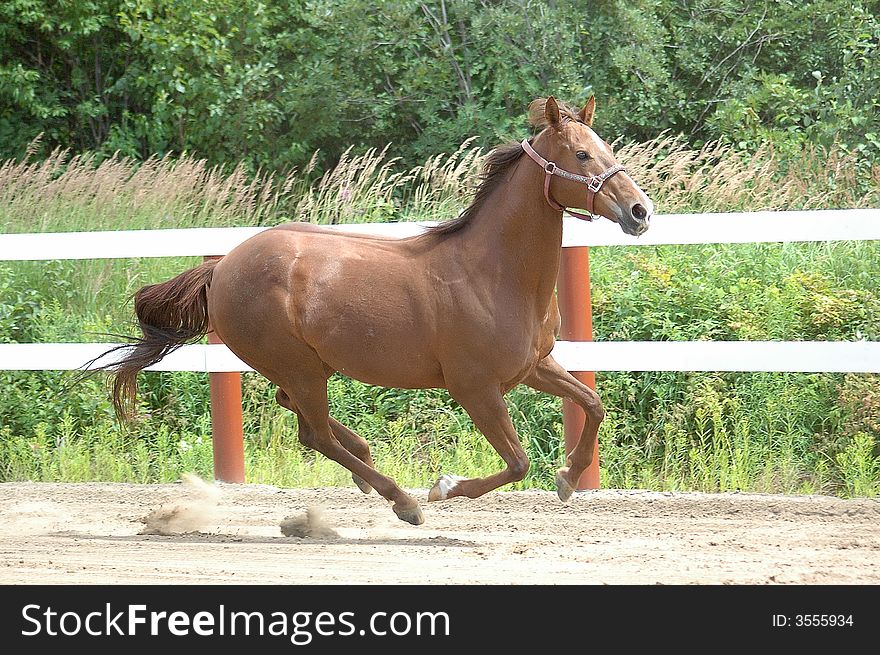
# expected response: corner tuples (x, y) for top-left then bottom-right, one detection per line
(1, 0), (878, 170)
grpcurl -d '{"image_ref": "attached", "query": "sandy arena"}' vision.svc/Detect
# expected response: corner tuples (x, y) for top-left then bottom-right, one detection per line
(1, 480), (878, 584)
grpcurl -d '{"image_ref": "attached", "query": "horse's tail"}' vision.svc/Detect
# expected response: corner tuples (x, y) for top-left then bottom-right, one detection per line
(102, 259), (218, 421)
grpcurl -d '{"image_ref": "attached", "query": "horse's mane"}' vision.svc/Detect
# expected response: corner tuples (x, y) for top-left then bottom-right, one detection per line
(425, 98), (583, 237)
(424, 140), (528, 236)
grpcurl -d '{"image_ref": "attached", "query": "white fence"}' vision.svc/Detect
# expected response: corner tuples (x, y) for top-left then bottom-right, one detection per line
(1, 208), (880, 374)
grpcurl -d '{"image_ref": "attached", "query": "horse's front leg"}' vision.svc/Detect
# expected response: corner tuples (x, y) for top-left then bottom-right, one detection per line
(428, 384), (530, 501)
(520, 354), (604, 502)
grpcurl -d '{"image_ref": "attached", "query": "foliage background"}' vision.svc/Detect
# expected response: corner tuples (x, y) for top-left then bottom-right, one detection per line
(2, 1), (879, 171)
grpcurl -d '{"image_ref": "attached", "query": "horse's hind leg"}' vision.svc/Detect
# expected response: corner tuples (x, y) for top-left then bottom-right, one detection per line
(328, 418), (374, 494)
(278, 375), (423, 525)
(276, 389), (374, 494)
(521, 354), (604, 502)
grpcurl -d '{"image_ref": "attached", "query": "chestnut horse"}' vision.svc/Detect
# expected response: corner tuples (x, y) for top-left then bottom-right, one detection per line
(105, 96), (652, 525)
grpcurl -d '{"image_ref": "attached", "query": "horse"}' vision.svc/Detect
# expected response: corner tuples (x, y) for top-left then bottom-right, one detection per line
(103, 96), (653, 525)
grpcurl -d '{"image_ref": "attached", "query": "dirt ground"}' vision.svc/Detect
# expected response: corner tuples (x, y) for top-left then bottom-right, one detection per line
(1, 481), (878, 585)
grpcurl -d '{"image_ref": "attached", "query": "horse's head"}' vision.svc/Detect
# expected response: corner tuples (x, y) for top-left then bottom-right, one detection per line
(524, 96), (653, 236)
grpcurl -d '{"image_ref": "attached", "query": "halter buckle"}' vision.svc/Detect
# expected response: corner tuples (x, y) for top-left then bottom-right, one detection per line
(543, 161), (557, 175)
(587, 177), (603, 193)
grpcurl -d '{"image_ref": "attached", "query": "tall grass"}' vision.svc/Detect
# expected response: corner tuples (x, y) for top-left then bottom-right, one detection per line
(4, 133), (876, 236)
(1, 134), (878, 496)
(0, 143), (303, 234)
(617, 134), (878, 212)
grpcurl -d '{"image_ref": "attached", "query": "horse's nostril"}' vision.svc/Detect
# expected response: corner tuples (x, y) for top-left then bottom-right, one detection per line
(632, 203), (647, 221)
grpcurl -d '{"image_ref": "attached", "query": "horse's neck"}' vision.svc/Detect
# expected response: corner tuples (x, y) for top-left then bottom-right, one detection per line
(446, 160), (563, 309)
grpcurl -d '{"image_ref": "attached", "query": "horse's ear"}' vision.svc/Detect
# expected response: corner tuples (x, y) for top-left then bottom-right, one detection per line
(527, 96), (562, 129)
(544, 96), (561, 126)
(579, 96), (596, 126)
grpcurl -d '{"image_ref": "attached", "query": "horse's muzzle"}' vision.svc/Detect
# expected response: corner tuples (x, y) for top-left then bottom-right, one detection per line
(620, 219), (649, 237)
(619, 202), (651, 236)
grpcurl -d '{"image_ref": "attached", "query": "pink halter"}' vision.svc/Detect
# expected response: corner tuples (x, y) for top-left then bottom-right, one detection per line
(521, 139), (626, 221)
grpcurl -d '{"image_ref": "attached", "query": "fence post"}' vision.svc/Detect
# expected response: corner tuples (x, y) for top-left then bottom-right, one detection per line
(557, 246), (600, 490)
(204, 255), (246, 483)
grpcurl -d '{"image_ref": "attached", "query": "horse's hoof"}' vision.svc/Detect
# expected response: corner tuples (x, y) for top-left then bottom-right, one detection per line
(392, 500), (424, 526)
(352, 473), (373, 494)
(428, 474), (465, 502)
(556, 468), (575, 503)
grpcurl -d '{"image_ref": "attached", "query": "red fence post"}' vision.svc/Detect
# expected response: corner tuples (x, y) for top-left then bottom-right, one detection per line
(557, 246), (600, 490)
(204, 256), (245, 483)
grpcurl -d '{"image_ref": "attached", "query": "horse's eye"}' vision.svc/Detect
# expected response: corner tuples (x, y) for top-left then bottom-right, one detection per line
(576, 151), (589, 161)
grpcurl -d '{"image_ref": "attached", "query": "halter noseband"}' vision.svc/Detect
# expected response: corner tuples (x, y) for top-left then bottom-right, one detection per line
(520, 138), (626, 221)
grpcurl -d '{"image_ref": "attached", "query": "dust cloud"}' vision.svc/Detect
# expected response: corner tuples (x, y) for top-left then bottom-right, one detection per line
(139, 473), (220, 535)
(280, 506), (339, 538)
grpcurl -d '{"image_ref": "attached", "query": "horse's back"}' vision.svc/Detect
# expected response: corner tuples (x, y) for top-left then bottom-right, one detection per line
(270, 221), (407, 241)
(208, 221), (446, 388)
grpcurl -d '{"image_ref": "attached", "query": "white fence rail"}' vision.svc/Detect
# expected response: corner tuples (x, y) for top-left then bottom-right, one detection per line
(1, 340), (879, 373)
(2, 208), (879, 261)
(1, 208), (879, 374)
